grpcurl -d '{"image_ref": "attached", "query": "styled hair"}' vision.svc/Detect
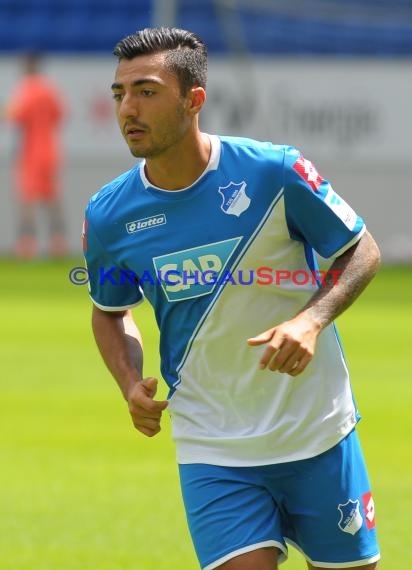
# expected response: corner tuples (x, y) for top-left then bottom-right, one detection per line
(113, 27), (207, 94)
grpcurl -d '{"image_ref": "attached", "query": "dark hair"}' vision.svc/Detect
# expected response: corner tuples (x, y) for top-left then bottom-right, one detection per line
(113, 27), (207, 94)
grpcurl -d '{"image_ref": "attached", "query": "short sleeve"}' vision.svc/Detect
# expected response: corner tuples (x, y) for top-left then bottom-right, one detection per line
(83, 203), (143, 311)
(283, 147), (365, 259)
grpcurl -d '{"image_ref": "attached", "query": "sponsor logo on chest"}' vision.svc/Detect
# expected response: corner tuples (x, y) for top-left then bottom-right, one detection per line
(152, 237), (242, 302)
(126, 214), (166, 234)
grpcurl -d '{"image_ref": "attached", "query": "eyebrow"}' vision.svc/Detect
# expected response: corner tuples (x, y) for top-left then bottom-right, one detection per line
(111, 78), (163, 90)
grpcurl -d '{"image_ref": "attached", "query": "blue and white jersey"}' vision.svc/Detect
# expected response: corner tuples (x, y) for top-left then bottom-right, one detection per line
(84, 135), (365, 466)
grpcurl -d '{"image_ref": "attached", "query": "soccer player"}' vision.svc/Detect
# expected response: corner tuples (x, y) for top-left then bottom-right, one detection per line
(84, 27), (381, 569)
(3, 53), (68, 258)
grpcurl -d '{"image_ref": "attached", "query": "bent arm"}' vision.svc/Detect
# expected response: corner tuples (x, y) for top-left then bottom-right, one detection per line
(300, 229), (381, 329)
(248, 230), (381, 375)
(91, 305), (168, 436)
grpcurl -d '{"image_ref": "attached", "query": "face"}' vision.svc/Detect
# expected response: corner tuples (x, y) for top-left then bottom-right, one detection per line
(111, 53), (192, 159)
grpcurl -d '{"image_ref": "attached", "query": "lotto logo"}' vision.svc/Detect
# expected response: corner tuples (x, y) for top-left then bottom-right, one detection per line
(126, 214), (166, 234)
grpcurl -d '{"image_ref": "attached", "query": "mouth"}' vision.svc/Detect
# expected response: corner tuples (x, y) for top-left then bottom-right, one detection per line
(125, 124), (147, 139)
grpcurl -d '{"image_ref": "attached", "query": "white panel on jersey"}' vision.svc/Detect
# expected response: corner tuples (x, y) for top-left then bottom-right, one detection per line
(168, 196), (357, 466)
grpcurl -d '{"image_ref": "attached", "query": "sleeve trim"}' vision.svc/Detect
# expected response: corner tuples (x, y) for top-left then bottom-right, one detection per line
(90, 295), (144, 312)
(331, 225), (366, 258)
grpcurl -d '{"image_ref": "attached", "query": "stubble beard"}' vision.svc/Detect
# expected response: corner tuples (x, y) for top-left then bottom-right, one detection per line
(127, 104), (188, 160)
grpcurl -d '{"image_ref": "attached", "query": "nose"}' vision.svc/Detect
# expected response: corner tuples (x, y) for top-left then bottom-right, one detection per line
(118, 92), (139, 119)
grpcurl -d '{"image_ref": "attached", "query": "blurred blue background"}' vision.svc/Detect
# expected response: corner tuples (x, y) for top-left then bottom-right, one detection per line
(1, 0), (412, 56)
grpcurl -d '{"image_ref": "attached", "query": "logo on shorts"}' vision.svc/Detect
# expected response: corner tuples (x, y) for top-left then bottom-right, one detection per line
(362, 492), (376, 530)
(218, 181), (251, 217)
(126, 214), (166, 234)
(337, 499), (363, 535)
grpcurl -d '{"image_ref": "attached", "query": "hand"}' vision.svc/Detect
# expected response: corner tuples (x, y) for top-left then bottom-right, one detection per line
(247, 314), (321, 376)
(127, 377), (169, 437)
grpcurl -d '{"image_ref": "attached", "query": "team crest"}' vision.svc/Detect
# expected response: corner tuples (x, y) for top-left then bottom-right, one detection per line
(218, 181), (251, 217)
(338, 499), (363, 535)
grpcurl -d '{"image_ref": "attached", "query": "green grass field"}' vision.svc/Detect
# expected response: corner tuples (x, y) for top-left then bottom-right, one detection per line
(0, 259), (410, 569)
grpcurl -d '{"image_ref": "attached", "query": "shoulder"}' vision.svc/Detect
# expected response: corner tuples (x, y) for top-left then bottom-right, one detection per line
(86, 165), (140, 219)
(218, 135), (297, 166)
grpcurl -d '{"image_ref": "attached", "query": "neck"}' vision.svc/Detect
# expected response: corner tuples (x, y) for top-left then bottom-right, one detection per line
(144, 128), (211, 190)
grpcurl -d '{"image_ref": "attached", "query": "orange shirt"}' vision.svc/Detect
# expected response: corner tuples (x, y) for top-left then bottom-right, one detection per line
(7, 74), (65, 170)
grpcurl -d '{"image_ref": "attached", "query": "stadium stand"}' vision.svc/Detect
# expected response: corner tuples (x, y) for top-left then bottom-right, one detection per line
(0, 0), (411, 54)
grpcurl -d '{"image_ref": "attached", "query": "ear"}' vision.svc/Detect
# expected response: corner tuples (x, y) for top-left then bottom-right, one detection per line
(186, 86), (206, 115)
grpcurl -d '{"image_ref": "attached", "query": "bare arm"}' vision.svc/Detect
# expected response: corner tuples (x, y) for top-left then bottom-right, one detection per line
(247, 230), (381, 375)
(92, 306), (168, 436)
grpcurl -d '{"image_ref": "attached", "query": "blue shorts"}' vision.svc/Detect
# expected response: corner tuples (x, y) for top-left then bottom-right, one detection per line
(178, 429), (380, 569)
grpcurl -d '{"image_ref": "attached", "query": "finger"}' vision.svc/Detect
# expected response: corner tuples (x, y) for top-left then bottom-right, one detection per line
(247, 329), (275, 346)
(141, 377), (159, 398)
(141, 379), (169, 411)
(128, 381), (168, 411)
(131, 406), (163, 421)
(145, 398), (169, 413)
(134, 415), (162, 432)
(277, 351), (306, 374)
(258, 346), (281, 370)
(130, 397), (169, 415)
(268, 348), (291, 371)
(287, 354), (312, 377)
(137, 423), (161, 438)
(267, 338), (308, 372)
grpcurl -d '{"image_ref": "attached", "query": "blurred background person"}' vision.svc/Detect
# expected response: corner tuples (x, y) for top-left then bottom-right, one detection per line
(2, 52), (68, 259)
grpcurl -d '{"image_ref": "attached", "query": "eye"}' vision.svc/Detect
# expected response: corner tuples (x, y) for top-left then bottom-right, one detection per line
(141, 89), (155, 97)
(112, 92), (123, 102)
